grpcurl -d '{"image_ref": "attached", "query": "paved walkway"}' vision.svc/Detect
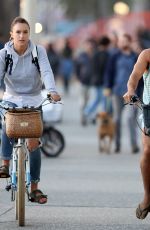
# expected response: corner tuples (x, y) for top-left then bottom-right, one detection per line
(0, 82), (149, 229)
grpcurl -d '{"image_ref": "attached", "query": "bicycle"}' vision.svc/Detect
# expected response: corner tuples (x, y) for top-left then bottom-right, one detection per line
(0, 94), (62, 226)
(124, 95), (150, 137)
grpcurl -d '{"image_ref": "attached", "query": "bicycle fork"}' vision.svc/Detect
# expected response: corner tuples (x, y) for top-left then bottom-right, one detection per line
(5, 141), (31, 201)
(24, 144), (31, 200)
(5, 147), (18, 199)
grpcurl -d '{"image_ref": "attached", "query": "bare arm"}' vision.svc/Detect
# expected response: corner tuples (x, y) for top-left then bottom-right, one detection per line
(124, 49), (150, 102)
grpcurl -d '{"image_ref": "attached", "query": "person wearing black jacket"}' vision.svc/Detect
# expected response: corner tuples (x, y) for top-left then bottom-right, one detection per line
(83, 36), (111, 123)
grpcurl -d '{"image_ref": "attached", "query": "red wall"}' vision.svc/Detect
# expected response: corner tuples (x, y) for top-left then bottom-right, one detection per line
(70, 11), (150, 48)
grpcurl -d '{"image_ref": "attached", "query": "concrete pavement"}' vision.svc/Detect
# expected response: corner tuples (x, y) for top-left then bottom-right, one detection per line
(0, 82), (150, 229)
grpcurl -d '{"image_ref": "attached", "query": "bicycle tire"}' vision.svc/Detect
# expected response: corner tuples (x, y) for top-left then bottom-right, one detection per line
(41, 127), (65, 157)
(15, 192), (18, 220)
(17, 146), (25, 226)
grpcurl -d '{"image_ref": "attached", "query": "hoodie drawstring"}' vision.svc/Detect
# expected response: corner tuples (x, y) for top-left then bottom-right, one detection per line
(5, 52), (13, 75)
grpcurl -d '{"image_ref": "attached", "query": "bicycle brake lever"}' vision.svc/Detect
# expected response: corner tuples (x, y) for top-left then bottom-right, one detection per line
(47, 93), (52, 100)
(130, 95), (139, 103)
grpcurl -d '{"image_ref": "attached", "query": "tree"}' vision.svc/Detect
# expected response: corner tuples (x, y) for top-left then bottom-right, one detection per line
(60, 0), (150, 20)
(60, 0), (116, 20)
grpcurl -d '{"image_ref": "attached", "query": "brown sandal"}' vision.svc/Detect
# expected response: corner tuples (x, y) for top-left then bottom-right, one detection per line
(29, 189), (47, 204)
(136, 204), (150, 219)
(0, 165), (10, 178)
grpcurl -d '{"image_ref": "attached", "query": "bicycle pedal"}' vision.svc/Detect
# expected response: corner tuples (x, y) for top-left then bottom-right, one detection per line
(5, 184), (11, 191)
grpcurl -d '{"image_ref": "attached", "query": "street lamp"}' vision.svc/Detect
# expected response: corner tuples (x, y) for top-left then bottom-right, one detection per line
(113, 1), (130, 15)
(35, 23), (43, 34)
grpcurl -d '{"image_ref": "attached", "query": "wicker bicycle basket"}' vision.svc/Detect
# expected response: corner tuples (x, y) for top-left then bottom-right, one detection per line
(5, 110), (43, 138)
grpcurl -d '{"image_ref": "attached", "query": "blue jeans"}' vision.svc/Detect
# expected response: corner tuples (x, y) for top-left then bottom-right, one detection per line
(112, 95), (138, 149)
(0, 101), (41, 183)
(83, 86), (105, 117)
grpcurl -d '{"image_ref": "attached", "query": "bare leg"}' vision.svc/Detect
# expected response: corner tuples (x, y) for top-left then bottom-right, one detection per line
(27, 138), (40, 152)
(139, 133), (150, 209)
(2, 160), (9, 166)
(27, 138), (47, 204)
(31, 182), (38, 192)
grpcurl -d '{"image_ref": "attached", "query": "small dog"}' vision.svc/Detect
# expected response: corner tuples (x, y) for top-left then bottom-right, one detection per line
(96, 112), (115, 153)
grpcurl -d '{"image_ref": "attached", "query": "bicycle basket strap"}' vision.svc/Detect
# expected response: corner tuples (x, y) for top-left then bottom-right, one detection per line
(5, 111), (43, 138)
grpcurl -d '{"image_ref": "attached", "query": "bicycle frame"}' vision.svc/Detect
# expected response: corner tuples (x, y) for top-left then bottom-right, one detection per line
(5, 138), (30, 226)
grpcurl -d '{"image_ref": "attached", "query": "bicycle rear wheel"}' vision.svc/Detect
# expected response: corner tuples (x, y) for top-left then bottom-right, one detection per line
(17, 146), (25, 226)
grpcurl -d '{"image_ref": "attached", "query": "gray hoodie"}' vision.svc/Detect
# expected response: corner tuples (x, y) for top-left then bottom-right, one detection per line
(0, 40), (57, 96)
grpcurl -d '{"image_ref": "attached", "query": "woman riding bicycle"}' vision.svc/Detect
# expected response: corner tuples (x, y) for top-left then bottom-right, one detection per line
(124, 48), (150, 219)
(0, 17), (61, 204)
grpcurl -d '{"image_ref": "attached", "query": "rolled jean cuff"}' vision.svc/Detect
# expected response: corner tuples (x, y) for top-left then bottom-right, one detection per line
(30, 179), (40, 184)
(0, 155), (12, 160)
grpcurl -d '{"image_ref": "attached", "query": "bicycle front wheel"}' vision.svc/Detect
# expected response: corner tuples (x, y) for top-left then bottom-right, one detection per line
(17, 146), (25, 226)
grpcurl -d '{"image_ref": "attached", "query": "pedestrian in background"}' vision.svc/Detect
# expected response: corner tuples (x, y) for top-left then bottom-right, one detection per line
(75, 38), (96, 125)
(59, 39), (74, 95)
(83, 36), (111, 123)
(104, 33), (140, 153)
(46, 42), (60, 80)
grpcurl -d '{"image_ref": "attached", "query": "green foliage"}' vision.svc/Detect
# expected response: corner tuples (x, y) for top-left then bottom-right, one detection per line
(60, 0), (115, 19)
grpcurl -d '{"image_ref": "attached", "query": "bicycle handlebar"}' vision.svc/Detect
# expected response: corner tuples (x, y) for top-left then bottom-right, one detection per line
(130, 95), (140, 103)
(124, 95), (143, 105)
(0, 94), (62, 112)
